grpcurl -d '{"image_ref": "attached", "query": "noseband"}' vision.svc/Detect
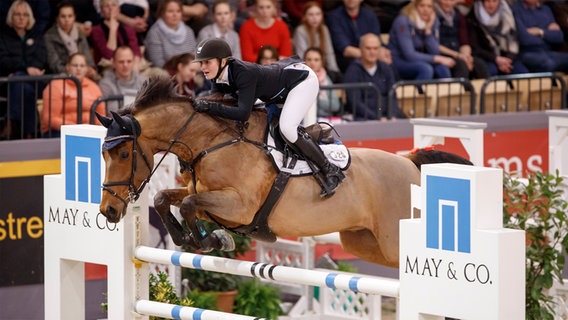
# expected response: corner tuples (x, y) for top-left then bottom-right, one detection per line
(102, 112), (199, 208)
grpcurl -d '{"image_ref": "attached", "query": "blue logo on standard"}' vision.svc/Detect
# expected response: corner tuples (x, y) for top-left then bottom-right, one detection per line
(65, 135), (101, 204)
(426, 176), (471, 253)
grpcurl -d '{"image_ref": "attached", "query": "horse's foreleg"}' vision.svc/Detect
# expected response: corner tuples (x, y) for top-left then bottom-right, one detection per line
(153, 188), (197, 247)
(179, 189), (245, 252)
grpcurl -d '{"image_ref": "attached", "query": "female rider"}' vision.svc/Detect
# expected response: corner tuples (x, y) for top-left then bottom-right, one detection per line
(192, 38), (344, 197)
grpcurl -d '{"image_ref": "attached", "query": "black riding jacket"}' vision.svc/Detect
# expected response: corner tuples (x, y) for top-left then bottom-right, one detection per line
(207, 56), (309, 121)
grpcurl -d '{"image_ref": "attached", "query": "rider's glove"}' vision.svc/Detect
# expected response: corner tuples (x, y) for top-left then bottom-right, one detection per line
(194, 100), (212, 112)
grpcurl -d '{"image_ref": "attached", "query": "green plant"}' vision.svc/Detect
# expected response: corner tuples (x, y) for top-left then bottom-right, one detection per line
(233, 279), (282, 319)
(186, 289), (218, 310)
(149, 271), (192, 320)
(182, 220), (251, 292)
(503, 170), (568, 320)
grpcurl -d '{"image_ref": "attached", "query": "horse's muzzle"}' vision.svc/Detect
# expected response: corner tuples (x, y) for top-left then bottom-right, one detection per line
(102, 206), (121, 223)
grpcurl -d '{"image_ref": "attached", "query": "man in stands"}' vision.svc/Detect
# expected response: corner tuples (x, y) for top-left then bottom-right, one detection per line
(99, 46), (147, 114)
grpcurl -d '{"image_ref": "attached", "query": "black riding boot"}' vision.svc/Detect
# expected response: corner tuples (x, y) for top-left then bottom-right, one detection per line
(292, 134), (345, 197)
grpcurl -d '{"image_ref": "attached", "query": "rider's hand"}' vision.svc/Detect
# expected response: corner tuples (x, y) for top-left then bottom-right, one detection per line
(194, 100), (211, 112)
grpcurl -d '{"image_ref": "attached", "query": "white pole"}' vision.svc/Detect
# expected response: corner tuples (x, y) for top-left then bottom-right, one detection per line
(135, 300), (262, 320)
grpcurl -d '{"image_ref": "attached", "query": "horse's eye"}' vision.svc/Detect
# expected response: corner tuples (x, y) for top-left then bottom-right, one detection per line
(120, 151), (129, 159)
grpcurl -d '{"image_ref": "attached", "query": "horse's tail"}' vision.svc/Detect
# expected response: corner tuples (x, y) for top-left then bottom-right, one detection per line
(405, 147), (473, 170)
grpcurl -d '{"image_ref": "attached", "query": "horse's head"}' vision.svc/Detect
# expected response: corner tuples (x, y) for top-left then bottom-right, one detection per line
(96, 111), (154, 223)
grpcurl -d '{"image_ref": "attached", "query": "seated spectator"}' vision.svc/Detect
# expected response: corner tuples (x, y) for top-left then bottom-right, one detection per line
(44, 1), (98, 79)
(116, 0), (150, 38)
(292, 1), (339, 72)
(326, 0), (390, 73)
(163, 52), (207, 97)
(181, 0), (209, 35)
(256, 45), (279, 64)
(389, 0), (454, 80)
(144, 0), (197, 68)
(547, 1), (568, 52)
(513, 0), (568, 73)
(1, 0), (50, 33)
(53, 0), (101, 37)
(303, 47), (343, 118)
(344, 33), (403, 121)
(435, 0), (489, 79)
(239, 0), (292, 62)
(91, 0), (143, 71)
(99, 46), (147, 113)
(0, 0), (47, 139)
(365, 0), (411, 34)
(197, 0), (242, 60)
(282, 0), (321, 29)
(41, 53), (104, 138)
(467, 0), (528, 76)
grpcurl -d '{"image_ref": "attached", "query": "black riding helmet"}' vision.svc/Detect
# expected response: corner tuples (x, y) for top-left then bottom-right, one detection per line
(194, 38), (233, 80)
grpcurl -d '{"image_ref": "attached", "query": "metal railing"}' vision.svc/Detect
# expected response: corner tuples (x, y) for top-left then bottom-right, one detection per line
(319, 82), (383, 121)
(479, 72), (566, 114)
(89, 95), (124, 124)
(0, 74), (81, 139)
(388, 77), (476, 119)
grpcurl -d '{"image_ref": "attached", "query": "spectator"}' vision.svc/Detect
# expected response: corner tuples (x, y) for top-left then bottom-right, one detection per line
(256, 45), (279, 64)
(344, 33), (403, 120)
(467, 0), (528, 76)
(163, 52), (207, 96)
(44, 1), (98, 79)
(512, 0), (568, 73)
(99, 46), (147, 113)
(435, 0), (489, 78)
(115, 0), (150, 38)
(197, 0), (242, 60)
(303, 47), (343, 118)
(547, 1), (568, 51)
(144, 0), (197, 68)
(282, 0), (321, 29)
(41, 53), (104, 138)
(365, 0), (411, 34)
(239, 0), (292, 63)
(51, 0), (100, 37)
(292, 1), (339, 72)
(91, 0), (143, 71)
(326, 0), (389, 72)
(389, 0), (454, 80)
(181, 0), (209, 35)
(0, 0), (47, 139)
(1, 0), (50, 33)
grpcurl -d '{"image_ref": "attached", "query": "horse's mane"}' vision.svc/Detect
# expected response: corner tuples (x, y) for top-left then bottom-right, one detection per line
(131, 76), (189, 114)
(406, 148), (473, 169)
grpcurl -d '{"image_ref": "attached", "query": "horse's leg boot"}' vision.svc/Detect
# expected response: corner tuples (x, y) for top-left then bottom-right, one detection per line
(164, 212), (195, 247)
(292, 134), (345, 198)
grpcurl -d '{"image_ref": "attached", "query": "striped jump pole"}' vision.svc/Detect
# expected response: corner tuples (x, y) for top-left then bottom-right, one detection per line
(135, 300), (264, 320)
(135, 246), (400, 297)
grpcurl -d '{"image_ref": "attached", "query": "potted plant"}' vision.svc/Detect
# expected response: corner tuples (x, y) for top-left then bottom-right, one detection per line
(182, 220), (252, 312)
(233, 279), (283, 319)
(503, 170), (568, 320)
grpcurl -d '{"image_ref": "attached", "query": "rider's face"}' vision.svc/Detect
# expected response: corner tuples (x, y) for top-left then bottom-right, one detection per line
(200, 59), (220, 80)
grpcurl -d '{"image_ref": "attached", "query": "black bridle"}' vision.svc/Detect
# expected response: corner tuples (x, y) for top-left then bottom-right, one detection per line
(102, 112), (199, 207)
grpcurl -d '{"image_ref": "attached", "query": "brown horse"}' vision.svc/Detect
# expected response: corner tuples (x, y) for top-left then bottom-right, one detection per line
(97, 76), (471, 268)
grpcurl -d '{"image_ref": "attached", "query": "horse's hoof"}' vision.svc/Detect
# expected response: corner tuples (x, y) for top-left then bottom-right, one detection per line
(212, 229), (236, 251)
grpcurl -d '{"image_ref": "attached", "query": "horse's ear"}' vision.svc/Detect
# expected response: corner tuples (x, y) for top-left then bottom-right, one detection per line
(110, 111), (127, 129)
(96, 112), (113, 128)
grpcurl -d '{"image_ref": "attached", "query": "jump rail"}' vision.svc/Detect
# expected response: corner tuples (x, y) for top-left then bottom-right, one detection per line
(135, 300), (262, 320)
(135, 246), (400, 298)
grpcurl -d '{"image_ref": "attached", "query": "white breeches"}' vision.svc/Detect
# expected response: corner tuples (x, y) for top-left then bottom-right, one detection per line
(279, 63), (319, 143)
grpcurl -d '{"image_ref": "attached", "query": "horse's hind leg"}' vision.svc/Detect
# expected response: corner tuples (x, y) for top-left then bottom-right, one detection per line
(154, 188), (198, 247)
(340, 229), (398, 267)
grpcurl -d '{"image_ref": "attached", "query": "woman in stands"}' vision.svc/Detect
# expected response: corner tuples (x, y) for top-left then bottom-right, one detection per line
(303, 47), (343, 118)
(163, 52), (208, 97)
(41, 53), (104, 138)
(144, 0), (197, 68)
(90, 0), (143, 71)
(197, 0), (242, 60)
(44, 1), (98, 78)
(466, 0), (528, 75)
(239, 0), (292, 62)
(292, 1), (339, 73)
(388, 0), (455, 80)
(0, 0), (46, 139)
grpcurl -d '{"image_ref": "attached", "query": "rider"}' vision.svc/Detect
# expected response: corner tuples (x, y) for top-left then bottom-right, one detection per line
(192, 38), (344, 197)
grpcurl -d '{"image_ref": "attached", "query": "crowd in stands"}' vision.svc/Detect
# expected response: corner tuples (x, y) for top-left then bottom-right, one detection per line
(1, 0), (568, 140)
